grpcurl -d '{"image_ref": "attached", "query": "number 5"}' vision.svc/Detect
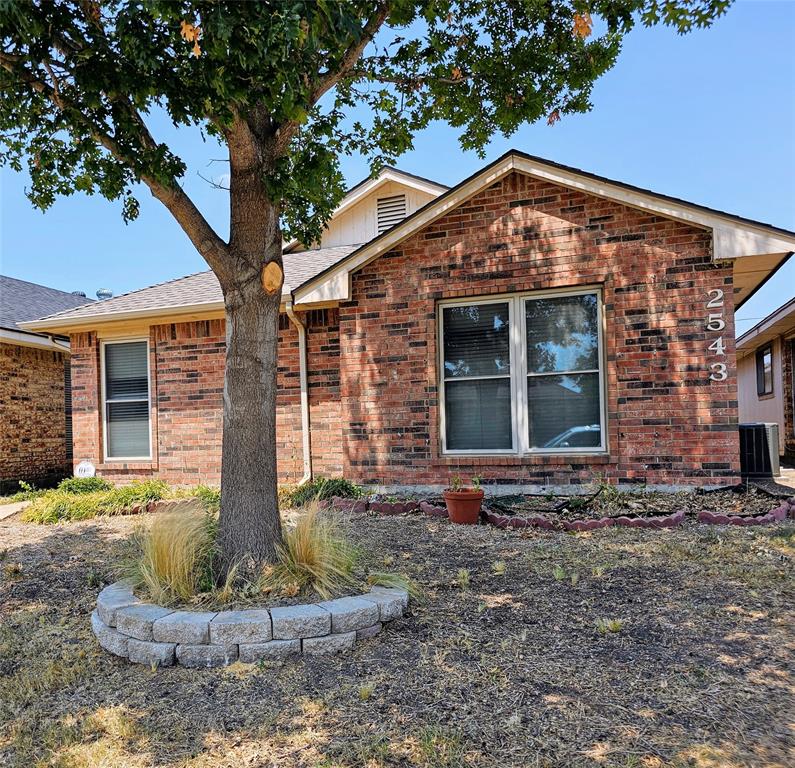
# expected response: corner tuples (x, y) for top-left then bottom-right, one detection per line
(706, 313), (725, 331)
(709, 362), (727, 381)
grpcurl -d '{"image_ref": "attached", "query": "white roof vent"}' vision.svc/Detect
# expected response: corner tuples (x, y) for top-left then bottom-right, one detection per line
(377, 194), (407, 234)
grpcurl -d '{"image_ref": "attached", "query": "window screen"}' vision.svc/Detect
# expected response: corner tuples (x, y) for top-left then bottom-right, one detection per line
(104, 341), (150, 458)
(442, 302), (512, 450)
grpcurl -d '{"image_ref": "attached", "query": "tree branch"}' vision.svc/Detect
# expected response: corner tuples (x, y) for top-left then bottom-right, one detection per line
(0, 52), (233, 282)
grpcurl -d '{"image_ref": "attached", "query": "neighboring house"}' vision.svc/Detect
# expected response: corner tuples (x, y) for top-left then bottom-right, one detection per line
(736, 297), (795, 461)
(21, 152), (795, 490)
(0, 276), (93, 490)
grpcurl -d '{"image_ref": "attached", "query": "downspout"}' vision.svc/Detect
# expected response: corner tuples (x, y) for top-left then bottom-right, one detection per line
(285, 297), (313, 485)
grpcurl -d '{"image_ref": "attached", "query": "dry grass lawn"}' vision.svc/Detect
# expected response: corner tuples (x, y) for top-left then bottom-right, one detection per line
(0, 509), (793, 767)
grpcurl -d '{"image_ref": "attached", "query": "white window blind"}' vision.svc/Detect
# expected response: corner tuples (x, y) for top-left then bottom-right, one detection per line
(439, 289), (605, 454)
(103, 340), (150, 459)
(377, 194), (407, 233)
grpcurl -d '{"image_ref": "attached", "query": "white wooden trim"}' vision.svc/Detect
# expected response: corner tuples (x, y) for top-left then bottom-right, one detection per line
(100, 337), (153, 462)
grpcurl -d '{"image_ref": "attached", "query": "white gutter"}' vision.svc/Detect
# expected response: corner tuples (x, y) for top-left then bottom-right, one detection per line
(0, 327), (71, 352)
(284, 298), (313, 485)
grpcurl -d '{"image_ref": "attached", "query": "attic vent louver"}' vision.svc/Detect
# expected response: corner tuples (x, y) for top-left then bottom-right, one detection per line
(377, 194), (407, 234)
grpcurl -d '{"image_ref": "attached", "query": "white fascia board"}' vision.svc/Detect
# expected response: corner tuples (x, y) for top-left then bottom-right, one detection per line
(0, 327), (70, 352)
(511, 155), (795, 260)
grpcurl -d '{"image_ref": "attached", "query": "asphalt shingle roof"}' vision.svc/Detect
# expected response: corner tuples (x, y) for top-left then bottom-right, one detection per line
(29, 245), (359, 324)
(0, 275), (94, 332)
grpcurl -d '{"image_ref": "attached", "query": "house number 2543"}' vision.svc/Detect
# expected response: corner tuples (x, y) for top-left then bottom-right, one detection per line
(706, 288), (727, 381)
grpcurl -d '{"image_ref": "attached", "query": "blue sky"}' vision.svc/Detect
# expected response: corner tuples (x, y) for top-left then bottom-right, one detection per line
(1, 0), (793, 337)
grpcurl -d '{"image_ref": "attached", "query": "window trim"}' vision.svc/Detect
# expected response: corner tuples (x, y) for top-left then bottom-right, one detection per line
(756, 343), (774, 397)
(438, 286), (607, 456)
(100, 337), (153, 462)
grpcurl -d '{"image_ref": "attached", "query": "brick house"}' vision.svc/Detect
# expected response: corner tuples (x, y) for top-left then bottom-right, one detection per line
(736, 297), (795, 462)
(0, 276), (94, 490)
(22, 152), (795, 491)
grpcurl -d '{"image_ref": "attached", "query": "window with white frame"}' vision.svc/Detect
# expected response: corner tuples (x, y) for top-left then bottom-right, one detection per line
(440, 289), (605, 454)
(102, 340), (151, 459)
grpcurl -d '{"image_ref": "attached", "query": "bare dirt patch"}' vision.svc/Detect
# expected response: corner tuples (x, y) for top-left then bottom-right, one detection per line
(1, 509), (793, 767)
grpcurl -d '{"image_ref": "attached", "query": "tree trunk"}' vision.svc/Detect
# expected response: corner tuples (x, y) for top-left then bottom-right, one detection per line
(217, 125), (285, 570)
(217, 273), (283, 569)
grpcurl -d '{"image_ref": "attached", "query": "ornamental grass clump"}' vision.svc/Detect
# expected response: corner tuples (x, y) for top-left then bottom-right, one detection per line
(124, 508), (221, 604)
(258, 502), (359, 599)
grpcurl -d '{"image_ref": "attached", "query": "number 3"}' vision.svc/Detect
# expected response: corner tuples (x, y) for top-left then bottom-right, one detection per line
(709, 362), (727, 381)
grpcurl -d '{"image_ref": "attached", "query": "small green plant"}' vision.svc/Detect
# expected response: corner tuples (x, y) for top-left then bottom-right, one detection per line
(471, 476), (482, 491)
(359, 682), (375, 701)
(367, 571), (422, 600)
(552, 565), (567, 581)
(190, 485), (221, 512)
(570, 572), (579, 587)
(285, 477), (363, 508)
(595, 617), (623, 635)
(56, 476), (112, 494)
(85, 569), (101, 588)
(492, 560), (506, 576)
(22, 480), (168, 524)
(3, 562), (22, 578)
(456, 568), (470, 590)
(449, 475), (463, 492)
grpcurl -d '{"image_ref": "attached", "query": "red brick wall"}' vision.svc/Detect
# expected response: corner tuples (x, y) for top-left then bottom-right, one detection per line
(339, 171), (740, 486)
(0, 342), (70, 485)
(783, 338), (795, 462)
(69, 311), (343, 485)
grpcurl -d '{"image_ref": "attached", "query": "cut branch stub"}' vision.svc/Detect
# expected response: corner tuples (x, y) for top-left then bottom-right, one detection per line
(261, 261), (284, 294)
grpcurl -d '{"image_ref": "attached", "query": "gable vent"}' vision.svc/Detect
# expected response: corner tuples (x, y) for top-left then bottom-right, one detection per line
(377, 194), (407, 234)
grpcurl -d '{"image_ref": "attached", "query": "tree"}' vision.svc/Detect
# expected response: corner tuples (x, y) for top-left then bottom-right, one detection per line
(0, 0), (731, 568)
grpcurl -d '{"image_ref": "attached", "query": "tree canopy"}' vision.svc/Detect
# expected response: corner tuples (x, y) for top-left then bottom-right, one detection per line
(1, 0), (731, 250)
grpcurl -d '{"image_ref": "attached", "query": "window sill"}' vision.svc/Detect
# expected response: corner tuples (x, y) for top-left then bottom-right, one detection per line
(97, 460), (158, 471)
(436, 453), (611, 466)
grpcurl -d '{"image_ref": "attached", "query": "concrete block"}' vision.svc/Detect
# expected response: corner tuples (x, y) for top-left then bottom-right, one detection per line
(302, 631), (356, 655)
(116, 604), (173, 641)
(210, 610), (272, 644)
(91, 610), (129, 657)
(270, 604), (330, 639)
(153, 610), (216, 644)
(356, 623), (382, 641)
(127, 638), (176, 667)
(238, 639), (301, 663)
(96, 581), (140, 627)
(359, 588), (406, 621)
(318, 596), (380, 634)
(176, 643), (238, 668)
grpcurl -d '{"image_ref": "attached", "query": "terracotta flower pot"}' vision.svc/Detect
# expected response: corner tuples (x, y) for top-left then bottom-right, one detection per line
(443, 488), (484, 525)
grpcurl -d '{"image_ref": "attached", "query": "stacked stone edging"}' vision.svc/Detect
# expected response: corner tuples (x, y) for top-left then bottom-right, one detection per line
(92, 581), (408, 668)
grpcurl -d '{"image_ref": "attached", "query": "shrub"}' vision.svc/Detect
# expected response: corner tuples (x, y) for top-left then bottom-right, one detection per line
(190, 485), (221, 513)
(22, 480), (169, 524)
(124, 509), (221, 604)
(285, 477), (363, 508)
(258, 502), (358, 599)
(57, 476), (113, 494)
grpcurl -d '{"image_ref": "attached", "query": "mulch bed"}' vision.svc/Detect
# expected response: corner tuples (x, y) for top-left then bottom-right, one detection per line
(1, 510), (793, 767)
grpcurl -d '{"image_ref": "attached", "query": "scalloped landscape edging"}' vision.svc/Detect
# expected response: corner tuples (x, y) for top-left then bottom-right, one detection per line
(92, 581), (409, 668)
(483, 507), (686, 531)
(697, 497), (795, 526)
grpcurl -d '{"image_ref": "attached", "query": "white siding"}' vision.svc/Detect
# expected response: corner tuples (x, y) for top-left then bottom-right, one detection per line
(737, 336), (786, 453)
(318, 181), (437, 248)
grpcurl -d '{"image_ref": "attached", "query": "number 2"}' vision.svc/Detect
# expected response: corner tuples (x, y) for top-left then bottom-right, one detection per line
(706, 289), (724, 309)
(709, 362), (727, 381)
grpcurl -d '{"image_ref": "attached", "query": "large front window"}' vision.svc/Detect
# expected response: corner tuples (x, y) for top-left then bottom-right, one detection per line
(440, 289), (605, 454)
(102, 340), (151, 460)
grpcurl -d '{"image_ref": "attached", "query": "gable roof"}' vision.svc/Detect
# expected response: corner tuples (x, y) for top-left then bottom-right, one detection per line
(736, 295), (795, 357)
(21, 245), (358, 330)
(292, 150), (795, 308)
(0, 275), (93, 332)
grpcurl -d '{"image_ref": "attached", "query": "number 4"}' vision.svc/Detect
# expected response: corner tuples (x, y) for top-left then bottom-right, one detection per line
(708, 337), (726, 356)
